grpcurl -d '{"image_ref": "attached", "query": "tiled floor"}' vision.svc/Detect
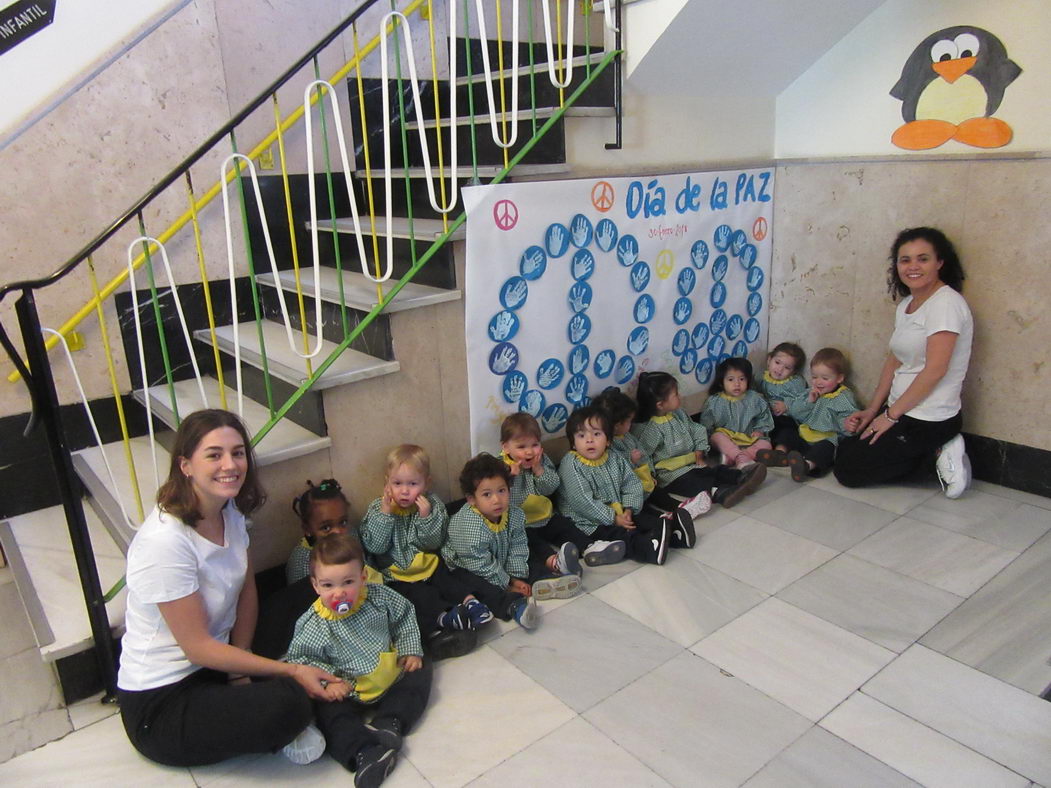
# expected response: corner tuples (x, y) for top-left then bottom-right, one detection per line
(3, 470), (1051, 787)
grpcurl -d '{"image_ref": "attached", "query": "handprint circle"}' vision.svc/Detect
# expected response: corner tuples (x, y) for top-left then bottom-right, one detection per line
(519, 246), (547, 280)
(488, 310), (520, 342)
(593, 349), (616, 379)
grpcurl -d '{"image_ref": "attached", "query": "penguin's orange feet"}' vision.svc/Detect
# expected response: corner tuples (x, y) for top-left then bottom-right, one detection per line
(891, 120), (957, 150)
(953, 117), (1013, 148)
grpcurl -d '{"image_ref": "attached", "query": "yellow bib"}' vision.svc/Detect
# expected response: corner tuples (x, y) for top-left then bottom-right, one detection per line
(387, 551), (439, 582)
(365, 565), (385, 585)
(610, 502), (625, 516)
(799, 424), (835, 443)
(521, 493), (554, 524)
(655, 452), (696, 472)
(633, 464), (656, 493)
(354, 650), (402, 703)
(715, 427), (757, 447)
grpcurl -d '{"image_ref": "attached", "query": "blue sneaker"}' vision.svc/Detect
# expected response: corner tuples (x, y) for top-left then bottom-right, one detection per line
(463, 598), (494, 627)
(437, 605), (471, 631)
(511, 596), (539, 629)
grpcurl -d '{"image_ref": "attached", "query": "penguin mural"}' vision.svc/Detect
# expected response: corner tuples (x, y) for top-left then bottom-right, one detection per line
(890, 26), (1021, 150)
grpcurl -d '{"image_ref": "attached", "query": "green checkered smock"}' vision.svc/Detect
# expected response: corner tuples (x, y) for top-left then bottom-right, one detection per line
(285, 539), (312, 584)
(754, 372), (808, 407)
(787, 385), (860, 446)
(360, 493), (447, 581)
(502, 452), (560, 527)
(699, 391), (775, 439)
(636, 409), (710, 485)
(611, 431), (655, 474)
(557, 450), (643, 535)
(441, 505), (528, 588)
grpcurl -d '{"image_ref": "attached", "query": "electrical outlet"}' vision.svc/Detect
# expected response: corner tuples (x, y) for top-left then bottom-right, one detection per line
(258, 148), (275, 170)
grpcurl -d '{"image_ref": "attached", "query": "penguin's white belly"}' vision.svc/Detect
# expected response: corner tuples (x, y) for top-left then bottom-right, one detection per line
(916, 75), (987, 124)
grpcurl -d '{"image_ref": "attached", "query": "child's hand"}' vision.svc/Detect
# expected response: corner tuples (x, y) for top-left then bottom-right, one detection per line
(380, 485), (394, 514)
(323, 678), (350, 702)
(630, 448), (643, 465)
(508, 578), (531, 596)
(614, 509), (635, 529)
(808, 388), (820, 403)
(399, 655), (423, 672)
(508, 460), (522, 476)
(530, 448), (545, 475)
(415, 494), (431, 518)
(750, 430), (764, 438)
(771, 400), (787, 416)
(694, 450), (706, 465)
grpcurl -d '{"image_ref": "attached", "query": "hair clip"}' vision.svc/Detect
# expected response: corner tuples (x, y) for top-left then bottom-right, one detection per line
(317, 479), (342, 492)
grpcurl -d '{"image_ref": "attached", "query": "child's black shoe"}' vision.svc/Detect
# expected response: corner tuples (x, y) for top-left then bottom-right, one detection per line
(365, 716), (404, 750)
(424, 629), (477, 661)
(355, 743), (397, 787)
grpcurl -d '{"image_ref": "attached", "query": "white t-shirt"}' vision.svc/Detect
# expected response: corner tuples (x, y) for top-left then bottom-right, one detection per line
(888, 285), (973, 422)
(117, 504), (249, 691)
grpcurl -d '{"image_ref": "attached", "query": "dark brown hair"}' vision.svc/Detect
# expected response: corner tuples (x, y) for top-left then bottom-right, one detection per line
(458, 453), (512, 497)
(592, 387), (637, 426)
(710, 357), (753, 395)
(768, 342), (806, 373)
(887, 227), (965, 300)
(635, 371), (678, 422)
(309, 532), (365, 576)
(157, 409), (265, 526)
(810, 347), (849, 378)
(292, 479), (349, 537)
(500, 412), (542, 443)
(565, 404), (612, 443)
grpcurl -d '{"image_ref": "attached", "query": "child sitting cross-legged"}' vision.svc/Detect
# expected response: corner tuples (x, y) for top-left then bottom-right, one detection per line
(360, 445), (484, 661)
(699, 357), (775, 469)
(286, 532), (431, 788)
(441, 454), (542, 629)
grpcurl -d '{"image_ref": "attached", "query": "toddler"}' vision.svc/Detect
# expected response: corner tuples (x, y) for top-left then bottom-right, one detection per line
(699, 357), (774, 469)
(558, 404), (676, 564)
(635, 371), (765, 510)
(753, 342), (809, 456)
(500, 413), (586, 599)
(441, 454), (541, 629)
(360, 445), (486, 660)
(287, 533), (430, 786)
(762, 347), (860, 480)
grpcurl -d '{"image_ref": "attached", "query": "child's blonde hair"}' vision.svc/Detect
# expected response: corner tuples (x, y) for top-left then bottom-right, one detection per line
(500, 412), (541, 443)
(811, 347), (849, 378)
(385, 444), (431, 479)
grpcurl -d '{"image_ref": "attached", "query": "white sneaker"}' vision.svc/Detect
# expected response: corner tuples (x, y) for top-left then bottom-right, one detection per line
(936, 434), (971, 499)
(283, 722), (326, 765)
(678, 491), (712, 519)
(583, 539), (627, 566)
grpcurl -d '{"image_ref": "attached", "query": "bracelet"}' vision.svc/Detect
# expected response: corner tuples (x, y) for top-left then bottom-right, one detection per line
(883, 412), (899, 424)
(227, 674), (247, 682)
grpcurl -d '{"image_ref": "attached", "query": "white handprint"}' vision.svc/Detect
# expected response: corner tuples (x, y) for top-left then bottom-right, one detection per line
(504, 279), (527, 307)
(636, 299), (652, 323)
(492, 346), (517, 374)
(506, 375), (525, 401)
(571, 216), (590, 247)
(673, 333), (687, 354)
(628, 331), (647, 355)
(524, 390), (543, 413)
(491, 311), (515, 340)
(568, 285), (590, 313)
(616, 358), (633, 379)
(596, 222), (615, 251)
(521, 248), (545, 275)
(537, 363), (559, 388)
(618, 242), (637, 267)
(631, 267), (648, 290)
(596, 353), (613, 376)
(571, 348), (586, 373)
(569, 315), (587, 343)
(674, 301), (690, 323)
(542, 407), (566, 432)
(682, 270), (695, 291)
(567, 377), (585, 401)
(572, 253), (593, 280)
(716, 226), (730, 246)
(547, 225), (566, 254)
(692, 247), (707, 266)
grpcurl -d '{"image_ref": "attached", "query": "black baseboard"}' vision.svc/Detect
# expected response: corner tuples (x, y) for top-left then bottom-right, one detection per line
(964, 432), (1051, 499)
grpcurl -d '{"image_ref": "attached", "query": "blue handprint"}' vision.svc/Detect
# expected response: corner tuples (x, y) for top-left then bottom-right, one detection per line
(545, 223), (570, 257)
(709, 282), (727, 309)
(732, 340), (749, 358)
(568, 313), (591, 345)
(731, 229), (747, 257)
(634, 294), (655, 324)
(519, 245), (547, 280)
(714, 224), (732, 252)
(747, 266), (765, 292)
(615, 355), (635, 384)
(488, 310), (519, 342)
(726, 314), (744, 340)
(679, 349), (698, 375)
(712, 255), (728, 282)
(500, 277), (528, 310)
(710, 308), (727, 335)
(747, 292), (763, 317)
(691, 239), (709, 269)
(595, 218), (618, 252)
(568, 344), (590, 375)
(672, 329), (689, 356)
(567, 282), (592, 314)
(502, 371), (527, 403)
(740, 243), (757, 269)
(571, 249), (595, 282)
(594, 349), (615, 379)
(695, 358), (714, 385)
(692, 323), (709, 348)
(630, 262), (650, 292)
(565, 374), (588, 404)
(627, 326), (649, 356)
(677, 268), (696, 297)
(541, 403), (569, 433)
(488, 342), (519, 375)
(616, 234), (639, 267)
(745, 317), (761, 343)
(708, 335), (726, 358)
(673, 298), (692, 326)
(536, 358), (565, 389)
(520, 389), (546, 417)
(570, 214), (593, 248)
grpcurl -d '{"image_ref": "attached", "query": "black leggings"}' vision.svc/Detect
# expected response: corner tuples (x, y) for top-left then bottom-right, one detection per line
(118, 668), (312, 767)
(647, 466), (740, 510)
(780, 433), (837, 476)
(834, 412), (962, 488)
(386, 562), (484, 635)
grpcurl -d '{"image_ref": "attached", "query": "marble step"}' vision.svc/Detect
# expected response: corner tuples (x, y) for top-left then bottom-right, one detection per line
(193, 321), (400, 390)
(0, 505), (127, 661)
(303, 215), (465, 242)
(256, 266), (461, 314)
(404, 104), (614, 129)
(130, 377), (331, 463)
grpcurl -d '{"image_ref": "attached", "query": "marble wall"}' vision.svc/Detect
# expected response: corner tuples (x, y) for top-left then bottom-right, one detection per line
(769, 156), (1051, 451)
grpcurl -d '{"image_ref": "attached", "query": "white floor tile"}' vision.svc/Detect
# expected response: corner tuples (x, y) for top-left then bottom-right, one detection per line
(468, 717), (670, 787)
(406, 646), (574, 787)
(0, 713), (193, 787)
(806, 474), (939, 515)
(822, 691), (1031, 788)
(691, 598), (895, 721)
(863, 645), (1051, 785)
(971, 480), (1051, 512)
(593, 555), (767, 647)
(690, 515), (838, 594)
(777, 553), (963, 652)
(906, 492), (1051, 552)
(849, 516), (1019, 596)
(488, 595), (681, 712)
(730, 473), (800, 515)
(192, 748), (430, 787)
(66, 693), (120, 731)
(585, 651), (811, 788)
(749, 486), (898, 550)
(743, 725), (919, 788)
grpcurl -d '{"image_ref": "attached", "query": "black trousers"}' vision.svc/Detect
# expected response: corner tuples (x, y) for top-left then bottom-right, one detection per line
(770, 415), (800, 448)
(118, 668), (312, 767)
(780, 433), (837, 476)
(316, 659), (433, 771)
(385, 562), (481, 635)
(647, 466), (741, 510)
(526, 513), (594, 557)
(443, 565), (525, 620)
(252, 576), (317, 659)
(834, 412), (962, 488)
(589, 508), (665, 563)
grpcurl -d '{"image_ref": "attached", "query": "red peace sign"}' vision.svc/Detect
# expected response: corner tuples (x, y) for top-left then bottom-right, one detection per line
(591, 181), (615, 213)
(493, 199), (519, 231)
(752, 216), (768, 241)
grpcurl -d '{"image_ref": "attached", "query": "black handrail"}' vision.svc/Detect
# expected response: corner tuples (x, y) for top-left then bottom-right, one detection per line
(605, 0), (622, 151)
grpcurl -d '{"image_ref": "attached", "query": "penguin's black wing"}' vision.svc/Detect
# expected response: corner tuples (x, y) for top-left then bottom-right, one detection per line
(969, 28), (1022, 115)
(891, 34), (944, 122)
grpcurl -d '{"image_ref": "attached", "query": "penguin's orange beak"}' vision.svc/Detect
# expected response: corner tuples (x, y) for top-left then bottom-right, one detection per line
(932, 56), (976, 84)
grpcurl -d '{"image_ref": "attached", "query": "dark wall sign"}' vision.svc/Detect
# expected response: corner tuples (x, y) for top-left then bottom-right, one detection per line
(0, 1), (55, 57)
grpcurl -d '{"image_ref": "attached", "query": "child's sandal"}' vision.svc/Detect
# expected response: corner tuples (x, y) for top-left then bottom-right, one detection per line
(786, 451), (808, 482)
(756, 448), (789, 467)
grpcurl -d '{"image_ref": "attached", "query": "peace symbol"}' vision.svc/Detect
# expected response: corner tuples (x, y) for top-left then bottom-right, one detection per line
(752, 216), (768, 241)
(591, 181), (615, 213)
(494, 199), (519, 231)
(655, 250), (675, 279)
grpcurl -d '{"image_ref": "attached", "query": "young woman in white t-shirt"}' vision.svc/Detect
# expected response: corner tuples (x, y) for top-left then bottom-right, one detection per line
(835, 228), (973, 496)
(117, 409), (342, 767)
